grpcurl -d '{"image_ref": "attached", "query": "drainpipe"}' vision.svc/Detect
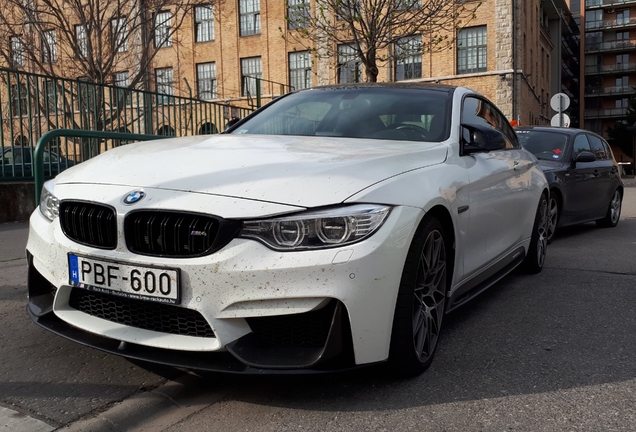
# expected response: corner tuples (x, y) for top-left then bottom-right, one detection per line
(512, 0), (517, 122)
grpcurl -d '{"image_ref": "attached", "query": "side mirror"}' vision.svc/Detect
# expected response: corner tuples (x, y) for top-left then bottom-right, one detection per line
(574, 151), (596, 164)
(461, 124), (507, 155)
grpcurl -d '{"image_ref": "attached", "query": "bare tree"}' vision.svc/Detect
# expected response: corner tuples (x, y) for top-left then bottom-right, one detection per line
(0, 0), (218, 87)
(0, 0), (224, 141)
(284, 0), (480, 82)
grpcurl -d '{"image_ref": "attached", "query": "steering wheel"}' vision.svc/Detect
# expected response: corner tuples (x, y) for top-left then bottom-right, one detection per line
(390, 124), (428, 140)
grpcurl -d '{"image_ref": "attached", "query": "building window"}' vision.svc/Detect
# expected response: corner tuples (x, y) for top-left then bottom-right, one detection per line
(197, 62), (217, 99)
(617, 9), (630, 25)
(155, 11), (172, 48)
(287, 0), (309, 29)
(10, 36), (25, 68)
(155, 67), (174, 104)
(45, 80), (57, 112)
(241, 56), (262, 97)
(289, 51), (312, 90)
(195, 5), (214, 42)
(77, 77), (97, 112)
(239, 0), (260, 36)
(336, 0), (361, 20)
(11, 84), (28, 116)
(114, 71), (132, 106)
(616, 76), (629, 90)
(457, 26), (487, 74)
(395, 36), (422, 81)
(585, 10), (602, 30)
(76, 25), (88, 58)
(585, 31), (603, 52)
(111, 18), (128, 52)
(337, 44), (362, 83)
(42, 30), (57, 63)
(396, 0), (421, 10)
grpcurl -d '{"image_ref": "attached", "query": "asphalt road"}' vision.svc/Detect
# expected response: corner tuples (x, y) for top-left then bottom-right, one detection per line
(2, 187), (636, 431)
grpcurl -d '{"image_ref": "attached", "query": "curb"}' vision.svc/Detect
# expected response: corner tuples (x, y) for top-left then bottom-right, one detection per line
(0, 406), (54, 432)
(57, 373), (227, 432)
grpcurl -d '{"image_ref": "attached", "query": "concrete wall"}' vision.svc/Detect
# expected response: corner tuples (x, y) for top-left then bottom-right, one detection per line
(0, 183), (36, 223)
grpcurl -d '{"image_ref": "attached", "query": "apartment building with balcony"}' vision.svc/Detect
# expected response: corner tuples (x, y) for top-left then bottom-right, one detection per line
(584, 0), (636, 136)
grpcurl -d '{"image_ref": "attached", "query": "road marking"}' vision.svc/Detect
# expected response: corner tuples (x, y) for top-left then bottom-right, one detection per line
(0, 406), (54, 432)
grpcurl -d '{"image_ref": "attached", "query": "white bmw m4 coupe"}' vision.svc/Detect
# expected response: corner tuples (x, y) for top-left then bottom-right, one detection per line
(27, 83), (549, 376)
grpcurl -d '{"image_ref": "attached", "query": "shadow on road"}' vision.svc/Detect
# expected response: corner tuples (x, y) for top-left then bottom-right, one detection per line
(174, 222), (636, 412)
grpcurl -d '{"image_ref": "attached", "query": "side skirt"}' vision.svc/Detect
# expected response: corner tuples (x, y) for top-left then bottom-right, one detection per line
(446, 246), (525, 313)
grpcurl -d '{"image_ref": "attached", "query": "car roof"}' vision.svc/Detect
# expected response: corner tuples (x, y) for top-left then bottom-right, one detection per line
(514, 126), (594, 137)
(301, 82), (458, 94)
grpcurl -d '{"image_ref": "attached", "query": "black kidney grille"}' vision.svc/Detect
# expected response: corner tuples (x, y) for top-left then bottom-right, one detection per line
(125, 211), (222, 257)
(69, 288), (215, 338)
(246, 300), (337, 348)
(60, 201), (117, 249)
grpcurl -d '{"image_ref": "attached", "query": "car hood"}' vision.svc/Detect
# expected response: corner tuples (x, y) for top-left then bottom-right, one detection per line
(55, 134), (448, 208)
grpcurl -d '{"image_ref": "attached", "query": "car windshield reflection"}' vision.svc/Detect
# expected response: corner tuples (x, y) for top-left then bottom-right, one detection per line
(231, 87), (451, 142)
(517, 130), (568, 161)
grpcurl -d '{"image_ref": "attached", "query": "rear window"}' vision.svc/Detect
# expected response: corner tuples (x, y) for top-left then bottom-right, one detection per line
(231, 87), (451, 142)
(516, 130), (568, 161)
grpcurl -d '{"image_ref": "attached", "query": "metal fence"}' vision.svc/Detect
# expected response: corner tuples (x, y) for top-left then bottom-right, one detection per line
(0, 68), (254, 181)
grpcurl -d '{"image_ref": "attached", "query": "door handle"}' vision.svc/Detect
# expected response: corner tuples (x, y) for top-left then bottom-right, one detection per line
(593, 170), (600, 177)
(513, 161), (521, 170)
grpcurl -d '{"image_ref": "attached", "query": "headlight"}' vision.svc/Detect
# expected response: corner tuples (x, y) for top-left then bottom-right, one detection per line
(39, 182), (60, 222)
(240, 204), (391, 251)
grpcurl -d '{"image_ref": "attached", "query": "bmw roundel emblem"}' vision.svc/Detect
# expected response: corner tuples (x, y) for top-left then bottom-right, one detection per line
(123, 190), (146, 205)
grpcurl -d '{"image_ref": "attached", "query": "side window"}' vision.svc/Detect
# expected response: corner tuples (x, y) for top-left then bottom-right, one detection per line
(572, 134), (592, 155)
(601, 139), (614, 160)
(587, 134), (608, 160)
(461, 96), (518, 149)
(498, 119), (520, 149)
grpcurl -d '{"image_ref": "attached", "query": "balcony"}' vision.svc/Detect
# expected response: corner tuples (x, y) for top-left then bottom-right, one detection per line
(562, 62), (576, 78)
(585, 62), (636, 74)
(586, 17), (636, 31)
(586, 0), (636, 9)
(585, 85), (636, 96)
(585, 39), (636, 52)
(584, 107), (628, 118)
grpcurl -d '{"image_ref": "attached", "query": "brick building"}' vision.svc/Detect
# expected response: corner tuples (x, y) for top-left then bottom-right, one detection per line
(3, 0), (581, 127)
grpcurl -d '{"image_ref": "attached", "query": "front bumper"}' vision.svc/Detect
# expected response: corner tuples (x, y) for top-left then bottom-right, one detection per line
(26, 185), (422, 372)
(28, 255), (356, 373)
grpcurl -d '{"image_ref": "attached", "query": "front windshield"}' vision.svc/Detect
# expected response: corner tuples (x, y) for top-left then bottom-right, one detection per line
(516, 130), (568, 161)
(231, 87), (451, 142)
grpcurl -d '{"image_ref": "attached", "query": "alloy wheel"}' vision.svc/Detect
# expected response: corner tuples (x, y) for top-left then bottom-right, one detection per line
(412, 229), (447, 362)
(536, 197), (549, 268)
(547, 197), (558, 242)
(610, 191), (622, 224)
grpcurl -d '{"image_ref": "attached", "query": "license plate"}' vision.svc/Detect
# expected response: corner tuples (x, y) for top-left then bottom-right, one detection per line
(68, 254), (180, 304)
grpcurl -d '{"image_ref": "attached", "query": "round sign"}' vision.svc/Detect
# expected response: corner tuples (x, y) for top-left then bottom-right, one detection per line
(551, 113), (571, 127)
(550, 93), (571, 112)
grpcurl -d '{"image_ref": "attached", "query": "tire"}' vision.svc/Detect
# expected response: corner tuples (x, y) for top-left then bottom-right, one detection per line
(596, 189), (622, 228)
(389, 216), (448, 377)
(521, 193), (548, 274)
(546, 195), (559, 244)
